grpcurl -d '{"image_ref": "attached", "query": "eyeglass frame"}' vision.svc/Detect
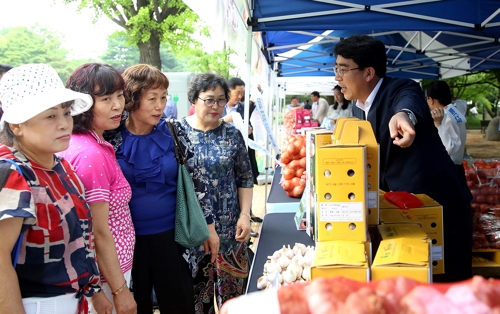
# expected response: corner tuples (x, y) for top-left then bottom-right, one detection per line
(197, 97), (228, 107)
(334, 66), (362, 77)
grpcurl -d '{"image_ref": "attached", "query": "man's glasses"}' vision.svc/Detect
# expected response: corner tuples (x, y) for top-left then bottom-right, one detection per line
(334, 67), (361, 77)
(198, 97), (227, 107)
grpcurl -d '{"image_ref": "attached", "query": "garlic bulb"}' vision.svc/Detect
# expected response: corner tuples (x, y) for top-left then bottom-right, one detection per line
(257, 276), (269, 290)
(277, 254), (291, 269)
(285, 244), (295, 259)
(302, 266), (311, 281)
(282, 269), (296, 284)
(294, 243), (308, 256)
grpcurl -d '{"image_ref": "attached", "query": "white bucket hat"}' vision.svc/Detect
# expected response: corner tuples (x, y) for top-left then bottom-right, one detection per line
(0, 64), (93, 130)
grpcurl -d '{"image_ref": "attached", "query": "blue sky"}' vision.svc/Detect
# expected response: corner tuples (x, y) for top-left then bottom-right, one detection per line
(0, 0), (120, 59)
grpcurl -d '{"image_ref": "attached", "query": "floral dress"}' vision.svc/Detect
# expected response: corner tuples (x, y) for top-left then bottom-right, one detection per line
(175, 119), (254, 314)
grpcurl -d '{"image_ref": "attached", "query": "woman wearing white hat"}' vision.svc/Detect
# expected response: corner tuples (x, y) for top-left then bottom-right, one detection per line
(0, 64), (112, 314)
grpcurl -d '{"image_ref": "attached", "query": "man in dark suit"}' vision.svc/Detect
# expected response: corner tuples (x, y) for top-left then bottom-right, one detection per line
(334, 35), (472, 282)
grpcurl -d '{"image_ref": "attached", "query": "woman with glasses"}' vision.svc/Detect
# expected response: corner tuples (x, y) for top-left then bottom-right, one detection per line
(105, 64), (215, 314)
(172, 72), (253, 313)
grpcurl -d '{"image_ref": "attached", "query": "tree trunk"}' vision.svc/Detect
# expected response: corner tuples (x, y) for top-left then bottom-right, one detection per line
(138, 31), (162, 69)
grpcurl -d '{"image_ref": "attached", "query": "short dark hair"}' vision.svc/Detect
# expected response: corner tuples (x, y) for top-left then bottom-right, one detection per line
(228, 77), (245, 89)
(426, 80), (452, 105)
(0, 64), (13, 76)
(334, 35), (387, 78)
(333, 85), (341, 92)
(188, 72), (230, 104)
(311, 91), (320, 97)
(291, 96), (299, 101)
(66, 63), (125, 134)
(122, 64), (169, 112)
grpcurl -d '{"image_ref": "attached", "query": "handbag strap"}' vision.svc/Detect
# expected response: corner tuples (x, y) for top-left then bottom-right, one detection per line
(165, 119), (187, 166)
(0, 158), (25, 268)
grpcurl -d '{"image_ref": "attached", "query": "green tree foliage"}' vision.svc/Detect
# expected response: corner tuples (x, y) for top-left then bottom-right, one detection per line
(0, 26), (93, 82)
(63, 0), (198, 69)
(100, 33), (188, 72)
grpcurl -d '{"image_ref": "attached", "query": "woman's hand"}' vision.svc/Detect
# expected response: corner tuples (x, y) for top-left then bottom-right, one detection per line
(113, 287), (137, 314)
(92, 290), (113, 314)
(235, 215), (251, 243)
(431, 108), (444, 127)
(204, 224), (220, 263)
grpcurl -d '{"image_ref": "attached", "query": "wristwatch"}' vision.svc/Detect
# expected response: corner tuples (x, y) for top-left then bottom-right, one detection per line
(398, 109), (417, 126)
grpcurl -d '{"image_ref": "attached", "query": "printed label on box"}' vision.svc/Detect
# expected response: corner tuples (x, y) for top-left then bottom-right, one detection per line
(432, 245), (443, 260)
(320, 202), (364, 222)
(368, 191), (377, 208)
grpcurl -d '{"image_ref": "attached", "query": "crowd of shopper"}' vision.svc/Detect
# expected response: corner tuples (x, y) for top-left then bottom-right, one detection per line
(0, 33), (477, 313)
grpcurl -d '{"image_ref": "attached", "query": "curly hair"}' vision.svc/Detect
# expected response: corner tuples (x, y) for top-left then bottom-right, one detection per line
(187, 72), (229, 104)
(66, 63), (125, 134)
(121, 64), (169, 112)
(334, 35), (387, 78)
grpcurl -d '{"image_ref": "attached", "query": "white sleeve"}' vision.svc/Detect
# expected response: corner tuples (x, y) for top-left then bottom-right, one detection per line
(437, 114), (462, 155)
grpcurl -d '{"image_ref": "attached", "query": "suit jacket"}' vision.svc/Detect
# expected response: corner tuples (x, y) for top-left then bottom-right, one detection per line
(353, 77), (472, 206)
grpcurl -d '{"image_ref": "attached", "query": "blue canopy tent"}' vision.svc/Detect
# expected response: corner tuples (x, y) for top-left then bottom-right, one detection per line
(251, 0), (500, 79)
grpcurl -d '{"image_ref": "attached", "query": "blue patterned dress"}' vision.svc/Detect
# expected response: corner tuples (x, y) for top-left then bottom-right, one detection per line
(175, 119), (253, 313)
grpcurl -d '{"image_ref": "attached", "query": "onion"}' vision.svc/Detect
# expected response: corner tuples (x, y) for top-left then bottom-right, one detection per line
(296, 168), (305, 178)
(280, 152), (292, 164)
(282, 179), (293, 192)
(299, 157), (306, 169)
(282, 167), (296, 180)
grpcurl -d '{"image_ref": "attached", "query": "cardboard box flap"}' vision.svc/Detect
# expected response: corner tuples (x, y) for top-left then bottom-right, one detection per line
(378, 223), (428, 240)
(373, 238), (429, 267)
(313, 241), (367, 267)
(337, 119), (378, 146)
(333, 117), (361, 142)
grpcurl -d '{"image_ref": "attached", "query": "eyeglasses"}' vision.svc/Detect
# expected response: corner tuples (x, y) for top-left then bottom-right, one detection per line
(334, 67), (361, 77)
(198, 97), (227, 107)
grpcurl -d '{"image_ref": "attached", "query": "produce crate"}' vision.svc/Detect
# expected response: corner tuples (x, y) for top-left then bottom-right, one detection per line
(464, 159), (500, 250)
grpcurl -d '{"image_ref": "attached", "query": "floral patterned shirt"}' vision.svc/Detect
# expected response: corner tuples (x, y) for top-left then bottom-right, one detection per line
(0, 145), (101, 308)
(176, 119), (254, 254)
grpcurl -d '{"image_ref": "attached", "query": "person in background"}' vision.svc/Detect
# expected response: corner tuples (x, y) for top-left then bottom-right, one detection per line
(0, 64), (13, 80)
(188, 104), (196, 116)
(287, 96), (304, 111)
(163, 96), (177, 119)
(335, 34), (472, 282)
(59, 63), (136, 314)
(179, 72), (253, 313)
(310, 91), (329, 125)
(0, 63), (111, 314)
(222, 77), (262, 226)
(470, 104), (478, 117)
(426, 80), (467, 177)
(322, 85), (352, 129)
(304, 99), (312, 110)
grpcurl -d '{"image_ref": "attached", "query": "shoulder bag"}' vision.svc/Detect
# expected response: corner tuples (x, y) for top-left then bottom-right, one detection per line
(166, 120), (210, 248)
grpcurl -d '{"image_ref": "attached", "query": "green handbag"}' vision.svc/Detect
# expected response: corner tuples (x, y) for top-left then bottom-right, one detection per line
(167, 120), (210, 248)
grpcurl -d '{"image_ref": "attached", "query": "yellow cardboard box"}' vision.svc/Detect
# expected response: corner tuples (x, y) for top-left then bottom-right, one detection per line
(304, 130), (333, 240)
(313, 145), (367, 242)
(372, 237), (432, 283)
(336, 119), (379, 225)
(379, 192), (444, 275)
(311, 240), (370, 282)
(378, 223), (428, 240)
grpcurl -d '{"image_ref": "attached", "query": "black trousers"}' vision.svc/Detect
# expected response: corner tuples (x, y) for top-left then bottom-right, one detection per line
(132, 229), (194, 314)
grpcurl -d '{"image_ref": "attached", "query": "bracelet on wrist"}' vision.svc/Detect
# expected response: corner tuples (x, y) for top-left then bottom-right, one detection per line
(111, 281), (128, 296)
(240, 212), (251, 219)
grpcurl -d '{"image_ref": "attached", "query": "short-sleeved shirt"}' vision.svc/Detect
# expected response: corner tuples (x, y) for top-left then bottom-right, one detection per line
(178, 119), (254, 253)
(58, 132), (135, 278)
(0, 145), (101, 299)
